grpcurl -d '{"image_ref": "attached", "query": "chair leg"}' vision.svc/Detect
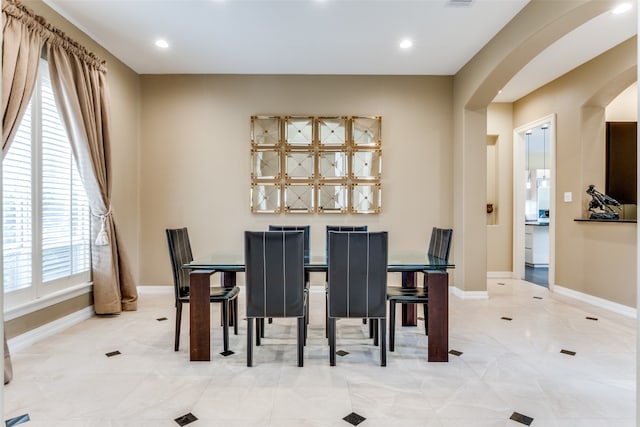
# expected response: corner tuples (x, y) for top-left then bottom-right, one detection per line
(373, 319), (379, 346)
(256, 318), (262, 346)
(247, 318), (253, 367)
(268, 317), (273, 324)
(329, 317), (336, 366)
(325, 292), (329, 339)
(260, 318), (266, 338)
(389, 300), (396, 352)
(297, 317), (304, 367)
(363, 318), (367, 325)
(380, 319), (387, 367)
(369, 319), (374, 339)
(233, 298), (239, 335)
(175, 302), (182, 352)
(423, 303), (428, 336)
(222, 301), (229, 353)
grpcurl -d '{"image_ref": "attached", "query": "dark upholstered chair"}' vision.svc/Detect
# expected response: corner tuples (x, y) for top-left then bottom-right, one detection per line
(166, 228), (239, 353)
(327, 231), (388, 366)
(245, 231), (308, 367)
(387, 227), (452, 351)
(269, 225), (311, 325)
(325, 225), (369, 332)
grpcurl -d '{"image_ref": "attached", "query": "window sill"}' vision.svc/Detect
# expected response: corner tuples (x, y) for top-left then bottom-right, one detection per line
(4, 282), (93, 321)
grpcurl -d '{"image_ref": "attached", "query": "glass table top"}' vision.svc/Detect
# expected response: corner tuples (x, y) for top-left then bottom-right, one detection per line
(186, 250), (454, 272)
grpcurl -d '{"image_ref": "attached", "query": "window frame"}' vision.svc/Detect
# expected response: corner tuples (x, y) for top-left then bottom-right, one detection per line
(3, 58), (91, 310)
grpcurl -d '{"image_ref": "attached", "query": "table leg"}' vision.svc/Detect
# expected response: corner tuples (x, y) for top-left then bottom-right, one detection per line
(221, 272), (236, 326)
(401, 271), (417, 326)
(426, 271), (448, 362)
(190, 270), (216, 361)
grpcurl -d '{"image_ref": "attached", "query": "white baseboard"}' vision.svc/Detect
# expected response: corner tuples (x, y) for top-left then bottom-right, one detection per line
(8, 306), (94, 354)
(450, 286), (489, 299)
(553, 285), (637, 318)
(487, 271), (513, 279)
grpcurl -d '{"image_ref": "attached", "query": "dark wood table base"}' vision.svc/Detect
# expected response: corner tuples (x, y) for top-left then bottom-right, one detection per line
(189, 270), (216, 361)
(425, 270), (448, 362)
(401, 271), (417, 326)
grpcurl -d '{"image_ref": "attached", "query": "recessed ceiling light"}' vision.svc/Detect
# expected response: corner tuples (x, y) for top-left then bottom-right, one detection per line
(155, 39), (169, 49)
(612, 3), (632, 14)
(399, 39), (413, 49)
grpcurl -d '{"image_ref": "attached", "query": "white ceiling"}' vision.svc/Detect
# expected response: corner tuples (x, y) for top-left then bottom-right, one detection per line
(43, 0), (637, 102)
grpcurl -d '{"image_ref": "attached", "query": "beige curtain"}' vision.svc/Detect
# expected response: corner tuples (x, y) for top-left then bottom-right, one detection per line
(47, 39), (137, 314)
(2, 0), (44, 154)
(2, 0), (137, 314)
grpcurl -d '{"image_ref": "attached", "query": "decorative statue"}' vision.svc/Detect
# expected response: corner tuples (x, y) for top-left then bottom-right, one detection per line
(586, 185), (621, 220)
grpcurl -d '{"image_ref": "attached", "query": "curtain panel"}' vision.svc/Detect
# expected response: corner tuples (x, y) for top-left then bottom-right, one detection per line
(1, 0), (45, 154)
(1, 0), (138, 315)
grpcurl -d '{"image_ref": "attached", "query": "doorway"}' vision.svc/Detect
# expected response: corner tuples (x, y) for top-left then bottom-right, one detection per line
(513, 115), (556, 288)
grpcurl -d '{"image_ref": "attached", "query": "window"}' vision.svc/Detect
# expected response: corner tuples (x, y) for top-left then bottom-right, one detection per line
(3, 59), (91, 308)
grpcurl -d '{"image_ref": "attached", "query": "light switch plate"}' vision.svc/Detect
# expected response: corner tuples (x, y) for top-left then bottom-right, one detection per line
(564, 192), (572, 202)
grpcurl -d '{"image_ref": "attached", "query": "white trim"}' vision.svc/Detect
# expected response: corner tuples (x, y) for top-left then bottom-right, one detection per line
(450, 286), (489, 299)
(137, 285), (173, 294)
(8, 306), (94, 353)
(487, 271), (513, 279)
(553, 285), (637, 318)
(4, 282), (93, 321)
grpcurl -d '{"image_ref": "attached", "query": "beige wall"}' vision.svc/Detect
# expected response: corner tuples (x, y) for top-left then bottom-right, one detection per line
(139, 75), (454, 286)
(486, 103), (514, 273)
(513, 37), (637, 307)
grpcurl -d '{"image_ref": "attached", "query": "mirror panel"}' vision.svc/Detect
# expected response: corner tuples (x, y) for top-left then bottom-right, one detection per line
(319, 117), (347, 146)
(251, 116), (280, 146)
(352, 150), (382, 179)
(318, 184), (348, 213)
(284, 183), (314, 213)
(352, 116), (381, 147)
(286, 116), (313, 146)
(285, 151), (314, 179)
(251, 184), (281, 213)
(318, 151), (348, 179)
(252, 149), (281, 179)
(351, 183), (381, 214)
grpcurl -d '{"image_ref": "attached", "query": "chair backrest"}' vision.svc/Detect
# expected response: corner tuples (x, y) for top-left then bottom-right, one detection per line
(245, 231), (306, 318)
(269, 225), (310, 263)
(427, 227), (453, 261)
(327, 231), (388, 319)
(325, 225), (368, 261)
(166, 228), (193, 300)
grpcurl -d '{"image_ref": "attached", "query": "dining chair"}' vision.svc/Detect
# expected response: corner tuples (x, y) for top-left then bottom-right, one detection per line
(166, 227), (239, 353)
(245, 230), (308, 367)
(387, 227), (452, 351)
(324, 225), (370, 334)
(268, 225), (311, 326)
(327, 231), (388, 366)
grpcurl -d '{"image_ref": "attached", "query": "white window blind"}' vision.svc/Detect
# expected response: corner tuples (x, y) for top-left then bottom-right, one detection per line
(3, 59), (91, 305)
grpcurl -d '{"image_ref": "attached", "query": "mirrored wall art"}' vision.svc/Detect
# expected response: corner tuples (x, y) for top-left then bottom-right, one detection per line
(251, 115), (382, 214)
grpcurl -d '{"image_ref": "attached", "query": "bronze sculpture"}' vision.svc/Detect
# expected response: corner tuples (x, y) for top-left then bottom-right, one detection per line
(586, 185), (621, 220)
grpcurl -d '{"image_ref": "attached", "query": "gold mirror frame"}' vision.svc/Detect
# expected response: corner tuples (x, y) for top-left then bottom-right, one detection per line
(251, 115), (382, 214)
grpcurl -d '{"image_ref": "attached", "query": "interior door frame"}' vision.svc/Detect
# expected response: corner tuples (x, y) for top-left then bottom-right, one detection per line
(512, 114), (556, 288)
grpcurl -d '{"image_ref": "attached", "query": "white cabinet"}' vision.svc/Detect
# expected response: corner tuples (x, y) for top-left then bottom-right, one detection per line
(525, 224), (549, 266)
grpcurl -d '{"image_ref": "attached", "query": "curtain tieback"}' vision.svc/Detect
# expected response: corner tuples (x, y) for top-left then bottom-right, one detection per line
(93, 207), (112, 246)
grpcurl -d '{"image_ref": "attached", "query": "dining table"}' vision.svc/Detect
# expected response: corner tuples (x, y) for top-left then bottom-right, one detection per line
(184, 250), (454, 363)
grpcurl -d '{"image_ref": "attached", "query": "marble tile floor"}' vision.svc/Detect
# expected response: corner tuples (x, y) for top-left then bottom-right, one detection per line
(4, 278), (636, 426)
